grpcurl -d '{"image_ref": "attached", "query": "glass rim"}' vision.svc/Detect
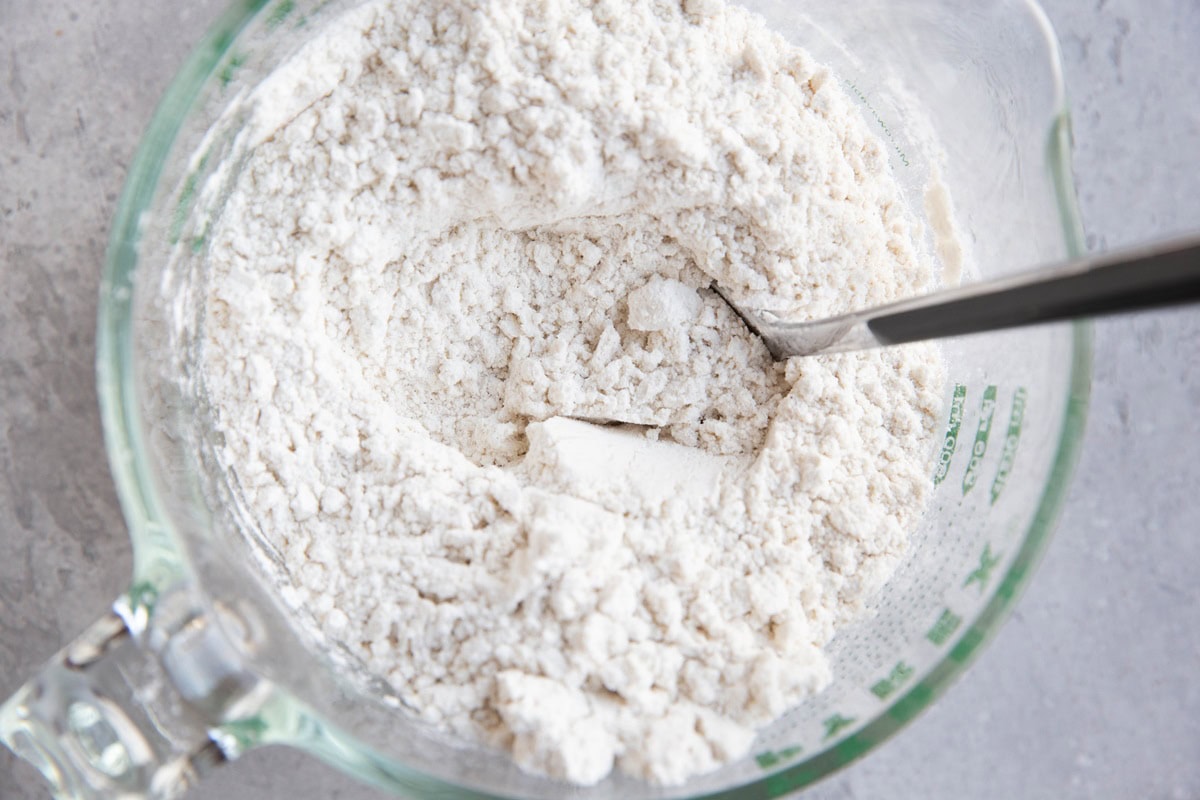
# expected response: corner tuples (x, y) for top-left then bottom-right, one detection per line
(96, 0), (1092, 796)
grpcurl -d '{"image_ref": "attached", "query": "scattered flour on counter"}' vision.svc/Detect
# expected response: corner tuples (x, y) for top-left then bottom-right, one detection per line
(197, 0), (947, 786)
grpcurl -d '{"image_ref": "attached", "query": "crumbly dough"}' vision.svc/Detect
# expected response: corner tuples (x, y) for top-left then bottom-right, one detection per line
(199, 0), (945, 785)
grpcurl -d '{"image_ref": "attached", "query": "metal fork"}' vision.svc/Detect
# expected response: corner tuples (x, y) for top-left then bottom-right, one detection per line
(713, 236), (1200, 360)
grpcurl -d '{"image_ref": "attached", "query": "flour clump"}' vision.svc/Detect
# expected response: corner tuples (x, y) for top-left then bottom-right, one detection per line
(199, 0), (947, 786)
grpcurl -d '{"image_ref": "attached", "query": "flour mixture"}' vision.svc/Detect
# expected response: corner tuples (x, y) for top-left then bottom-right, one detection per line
(200, 0), (946, 785)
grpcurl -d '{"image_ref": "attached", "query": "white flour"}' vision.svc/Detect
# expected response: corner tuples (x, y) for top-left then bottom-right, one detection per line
(199, 0), (946, 785)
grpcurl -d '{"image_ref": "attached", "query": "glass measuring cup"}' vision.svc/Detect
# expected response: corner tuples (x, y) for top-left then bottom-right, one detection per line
(0, 1), (1090, 798)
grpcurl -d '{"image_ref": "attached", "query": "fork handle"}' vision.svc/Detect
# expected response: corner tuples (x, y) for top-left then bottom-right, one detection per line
(867, 236), (1200, 346)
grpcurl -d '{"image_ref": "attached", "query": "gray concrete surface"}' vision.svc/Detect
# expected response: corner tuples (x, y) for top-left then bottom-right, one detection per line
(1, 0), (1198, 797)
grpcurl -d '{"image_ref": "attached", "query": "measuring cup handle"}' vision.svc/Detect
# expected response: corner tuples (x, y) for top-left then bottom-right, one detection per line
(1, 592), (264, 799)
